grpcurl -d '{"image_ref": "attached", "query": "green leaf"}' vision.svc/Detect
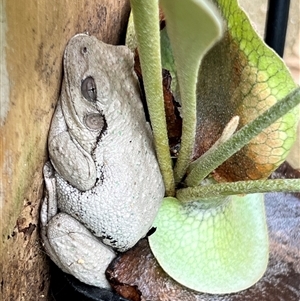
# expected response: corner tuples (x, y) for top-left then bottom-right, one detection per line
(125, 12), (137, 52)
(193, 0), (299, 182)
(148, 195), (268, 294)
(186, 87), (300, 187)
(160, 28), (180, 104)
(159, 0), (223, 184)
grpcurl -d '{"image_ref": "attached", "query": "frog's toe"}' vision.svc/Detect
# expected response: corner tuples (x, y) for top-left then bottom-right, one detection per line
(46, 212), (116, 289)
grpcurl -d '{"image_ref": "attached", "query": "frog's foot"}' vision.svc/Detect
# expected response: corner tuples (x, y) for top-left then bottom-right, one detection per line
(41, 162), (58, 221)
(42, 212), (116, 289)
(40, 161), (62, 269)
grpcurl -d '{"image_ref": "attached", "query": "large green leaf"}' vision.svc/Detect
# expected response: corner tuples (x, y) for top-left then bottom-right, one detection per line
(149, 195), (268, 293)
(193, 0), (299, 182)
(186, 88), (300, 186)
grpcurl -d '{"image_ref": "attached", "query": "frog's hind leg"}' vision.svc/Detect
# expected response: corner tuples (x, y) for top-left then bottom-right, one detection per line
(40, 162), (62, 269)
(44, 212), (116, 288)
(40, 162), (116, 289)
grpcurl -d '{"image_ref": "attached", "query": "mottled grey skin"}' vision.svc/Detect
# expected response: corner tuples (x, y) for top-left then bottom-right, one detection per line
(40, 34), (165, 288)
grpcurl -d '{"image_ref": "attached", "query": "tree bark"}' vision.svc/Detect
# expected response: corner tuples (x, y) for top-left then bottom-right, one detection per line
(0, 1), (130, 300)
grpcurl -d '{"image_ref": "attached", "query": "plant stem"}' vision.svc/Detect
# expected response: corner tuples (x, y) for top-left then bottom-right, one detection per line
(177, 178), (300, 201)
(130, 0), (175, 196)
(159, 0), (223, 185)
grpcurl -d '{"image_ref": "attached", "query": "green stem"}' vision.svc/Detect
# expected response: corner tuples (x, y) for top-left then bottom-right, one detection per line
(130, 0), (175, 196)
(185, 87), (300, 187)
(172, 68), (197, 186)
(177, 178), (300, 201)
(159, 0), (223, 185)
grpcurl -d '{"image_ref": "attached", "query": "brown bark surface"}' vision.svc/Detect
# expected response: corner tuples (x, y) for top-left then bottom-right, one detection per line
(0, 1), (130, 300)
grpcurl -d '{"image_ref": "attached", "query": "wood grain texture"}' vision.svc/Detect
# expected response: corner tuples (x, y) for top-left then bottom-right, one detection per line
(0, 1), (130, 300)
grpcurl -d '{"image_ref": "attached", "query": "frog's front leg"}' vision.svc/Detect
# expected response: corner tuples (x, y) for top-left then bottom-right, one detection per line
(48, 99), (97, 191)
(40, 162), (116, 289)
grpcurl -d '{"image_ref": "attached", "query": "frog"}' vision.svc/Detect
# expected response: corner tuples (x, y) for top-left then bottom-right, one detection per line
(40, 33), (165, 289)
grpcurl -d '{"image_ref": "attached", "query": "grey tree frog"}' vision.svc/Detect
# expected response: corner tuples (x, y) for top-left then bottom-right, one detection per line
(40, 33), (165, 289)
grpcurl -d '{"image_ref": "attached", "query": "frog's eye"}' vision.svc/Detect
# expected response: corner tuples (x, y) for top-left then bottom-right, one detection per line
(81, 76), (97, 102)
(84, 113), (106, 130)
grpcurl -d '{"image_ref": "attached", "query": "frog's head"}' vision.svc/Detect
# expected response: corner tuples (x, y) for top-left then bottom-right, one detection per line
(62, 34), (140, 146)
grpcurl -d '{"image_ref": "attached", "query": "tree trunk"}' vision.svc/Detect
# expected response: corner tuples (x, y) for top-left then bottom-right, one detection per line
(0, 1), (130, 300)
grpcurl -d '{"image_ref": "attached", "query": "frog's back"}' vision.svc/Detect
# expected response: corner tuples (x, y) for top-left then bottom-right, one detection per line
(55, 120), (164, 251)
(54, 34), (165, 251)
